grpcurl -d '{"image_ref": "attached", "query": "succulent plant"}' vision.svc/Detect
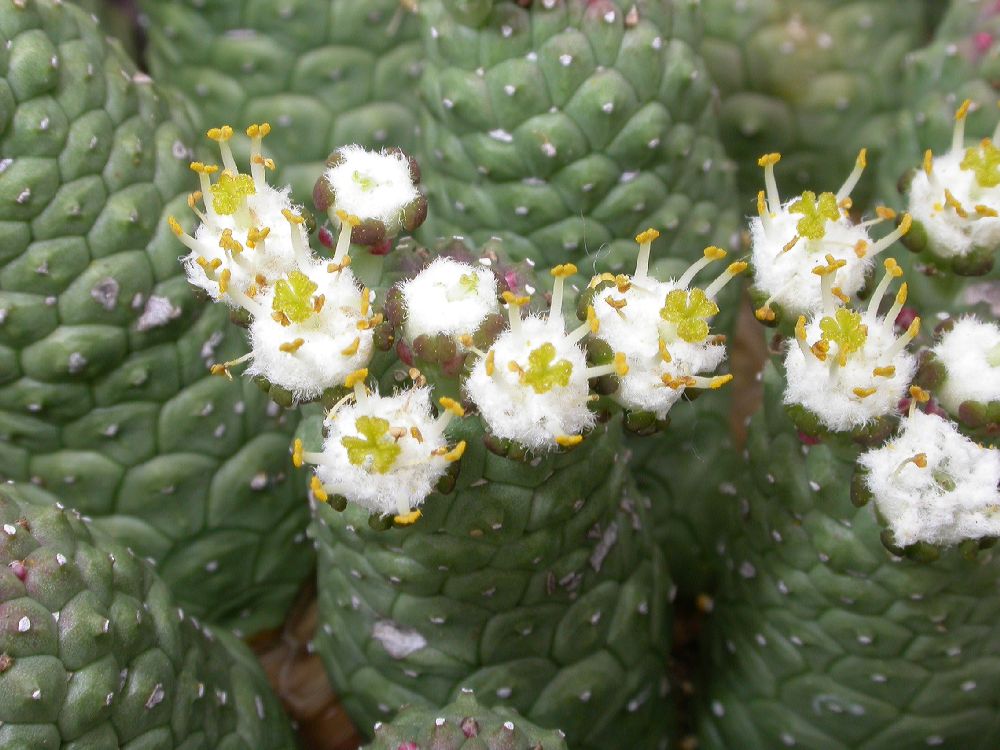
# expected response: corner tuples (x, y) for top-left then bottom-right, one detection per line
(0, 481), (296, 748)
(0, 0), (312, 634)
(362, 689), (568, 750)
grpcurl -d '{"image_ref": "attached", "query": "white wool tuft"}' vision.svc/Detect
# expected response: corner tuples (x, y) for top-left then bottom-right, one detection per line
(246, 265), (374, 399)
(465, 315), (593, 450)
(592, 277), (726, 417)
(933, 316), (1000, 414)
(325, 146), (419, 228)
(858, 411), (1000, 547)
(314, 386), (450, 516)
(399, 257), (500, 342)
(182, 183), (305, 304)
(750, 203), (873, 316)
(783, 314), (916, 431)
(908, 150), (1000, 260)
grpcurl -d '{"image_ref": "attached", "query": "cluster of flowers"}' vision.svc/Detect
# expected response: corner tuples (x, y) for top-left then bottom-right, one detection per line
(748, 104), (1000, 555)
(171, 127), (742, 525)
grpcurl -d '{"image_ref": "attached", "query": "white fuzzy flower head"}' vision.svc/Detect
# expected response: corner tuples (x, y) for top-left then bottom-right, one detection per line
(783, 258), (919, 432)
(298, 380), (466, 519)
(932, 316), (1000, 415)
(465, 266), (615, 451)
(750, 151), (911, 321)
(399, 257), (500, 344)
(906, 100), (1000, 268)
(858, 410), (1000, 548)
(170, 124), (314, 306)
(316, 145), (427, 249)
(589, 230), (743, 418)
(242, 263), (377, 400)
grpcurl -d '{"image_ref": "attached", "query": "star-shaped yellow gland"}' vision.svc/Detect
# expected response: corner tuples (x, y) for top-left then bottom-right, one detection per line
(960, 139), (1000, 188)
(819, 308), (868, 367)
(789, 191), (840, 240)
(523, 343), (573, 394)
(660, 288), (718, 343)
(272, 271), (319, 324)
(341, 416), (401, 474)
(210, 171), (256, 215)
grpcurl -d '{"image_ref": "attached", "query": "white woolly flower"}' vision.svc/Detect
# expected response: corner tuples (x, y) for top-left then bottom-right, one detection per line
(783, 259), (919, 432)
(907, 100), (1000, 262)
(300, 382), (466, 519)
(399, 257), (500, 343)
(590, 231), (743, 418)
(243, 264), (376, 400)
(170, 124), (313, 306)
(858, 410), (1000, 548)
(932, 316), (1000, 414)
(465, 267), (619, 450)
(750, 151), (910, 320)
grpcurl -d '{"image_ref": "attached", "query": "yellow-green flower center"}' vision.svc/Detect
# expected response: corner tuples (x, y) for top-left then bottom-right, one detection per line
(459, 273), (479, 294)
(342, 416), (401, 474)
(523, 343), (573, 394)
(789, 191), (840, 240)
(210, 172), (256, 215)
(272, 271), (318, 324)
(960, 140), (1000, 188)
(819, 308), (868, 366)
(660, 288), (718, 343)
(353, 170), (379, 192)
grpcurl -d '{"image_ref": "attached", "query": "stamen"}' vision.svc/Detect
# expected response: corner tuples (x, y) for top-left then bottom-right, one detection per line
(943, 189), (969, 218)
(168, 216), (201, 253)
(282, 209), (312, 265)
(909, 385), (931, 417)
(209, 351), (253, 380)
(341, 337), (361, 356)
(634, 228), (660, 280)
(757, 190), (774, 237)
(567, 320), (592, 345)
(836, 148), (867, 202)
(811, 254), (847, 314)
(245, 123), (271, 186)
(886, 317), (921, 360)
(866, 258), (903, 321)
(882, 282), (908, 336)
(549, 263), (577, 321)
(873, 365), (895, 377)
(658, 338), (671, 363)
(190, 162), (219, 209)
(443, 441), (466, 462)
(501, 290), (528, 335)
(952, 99), (972, 153)
(556, 434), (583, 447)
(704, 261), (748, 299)
(279, 338), (305, 354)
(975, 204), (999, 218)
(853, 387), (877, 399)
(207, 125), (239, 174)
(344, 369), (369, 404)
(758, 153), (782, 214)
(485, 349), (495, 376)
(867, 214), (912, 258)
(586, 304), (599, 334)
(678, 246), (727, 289)
(310, 474), (328, 502)
(332, 210), (359, 264)
(923, 149), (934, 177)
(394, 509), (422, 525)
(794, 315), (812, 359)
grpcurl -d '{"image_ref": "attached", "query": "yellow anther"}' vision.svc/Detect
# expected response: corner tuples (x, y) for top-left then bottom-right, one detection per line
(210, 363), (230, 379)
(279, 338), (305, 354)
(310, 475), (328, 502)
(726, 261), (749, 276)
(755, 306), (776, 323)
(875, 206), (896, 221)
(219, 229), (243, 254)
(344, 369), (368, 388)
(614, 352), (629, 376)
(410, 426), (424, 442)
(439, 397), (465, 418)
(246, 227), (270, 248)
(208, 258), (222, 271)
(636, 228), (660, 244)
(895, 282), (908, 306)
(782, 235), (800, 254)
(853, 240), (868, 258)
(327, 256), (353, 273)
(312, 294), (325, 313)
(944, 189), (968, 218)
(853, 387), (877, 399)
(459, 334), (474, 348)
(340, 337), (361, 356)
(246, 123), (272, 138)
(282, 209), (305, 225)
(501, 291), (530, 307)
(335, 210), (361, 227)
(206, 125), (234, 141)
(704, 246), (727, 260)
(810, 340), (829, 361)
(272, 310), (291, 327)
(555, 434), (584, 447)
(839, 197), (853, 211)
(905, 316), (921, 338)
(710, 374), (733, 389)
(356, 313), (383, 330)
(856, 148), (867, 169)
(485, 349), (495, 376)
(795, 315), (807, 341)
(586, 305), (599, 334)
(588, 272), (616, 288)
(551, 263), (578, 278)
(923, 149), (934, 176)
(360, 287), (371, 317)
(292, 439), (304, 468)
(393, 510), (422, 525)
(218, 268), (231, 294)
(443, 440), (467, 462)
(255, 273), (268, 287)
(168, 216), (183, 236)
(873, 366), (896, 377)
(756, 190), (768, 216)
(189, 161), (219, 175)
(187, 192), (201, 209)
(604, 295), (627, 312)
(832, 287), (849, 303)
(252, 154), (276, 170)
(812, 254), (847, 276)
(909, 385), (931, 403)
(615, 274), (632, 293)
(246, 285), (258, 299)
(912, 453), (928, 468)
(884, 257), (902, 277)
(955, 99), (972, 121)
(757, 153), (781, 167)
(658, 337), (672, 363)
(976, 204), (999, 217)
